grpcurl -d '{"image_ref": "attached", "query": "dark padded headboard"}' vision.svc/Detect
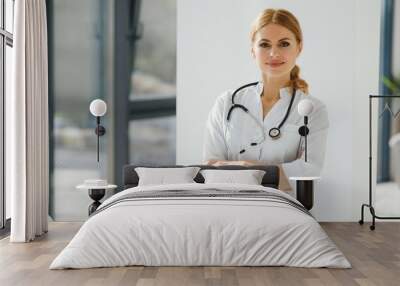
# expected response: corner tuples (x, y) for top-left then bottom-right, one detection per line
(122, 165), (280, 190)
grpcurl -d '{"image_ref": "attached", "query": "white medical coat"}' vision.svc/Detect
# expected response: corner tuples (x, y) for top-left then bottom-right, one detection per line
(202, 82), (329, 177)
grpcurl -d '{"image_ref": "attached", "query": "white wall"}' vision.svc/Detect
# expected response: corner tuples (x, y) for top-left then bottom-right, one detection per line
(177, 0), (381, 221)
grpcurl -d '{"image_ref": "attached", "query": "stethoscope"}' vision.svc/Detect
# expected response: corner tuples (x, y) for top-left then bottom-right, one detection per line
(226, 81), (297, 154)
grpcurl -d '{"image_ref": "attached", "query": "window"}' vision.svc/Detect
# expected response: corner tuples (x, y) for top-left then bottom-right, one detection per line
(128, 0), (176, 165)
(0, 0), (14, 233)
(378, 0), (398, 182)
(47, 0), (177, 220)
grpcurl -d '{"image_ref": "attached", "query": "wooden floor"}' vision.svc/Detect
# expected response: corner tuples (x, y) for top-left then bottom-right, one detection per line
(0, 222), (399, 286)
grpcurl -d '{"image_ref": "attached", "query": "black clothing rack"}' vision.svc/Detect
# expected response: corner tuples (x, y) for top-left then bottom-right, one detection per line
(360, 95), (400, 230)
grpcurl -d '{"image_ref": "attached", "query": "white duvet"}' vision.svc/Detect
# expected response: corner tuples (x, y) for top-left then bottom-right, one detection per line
(50, 183), (351, 269)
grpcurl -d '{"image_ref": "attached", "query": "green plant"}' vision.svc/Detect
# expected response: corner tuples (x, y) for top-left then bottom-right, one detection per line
(383, 75), (400, 95)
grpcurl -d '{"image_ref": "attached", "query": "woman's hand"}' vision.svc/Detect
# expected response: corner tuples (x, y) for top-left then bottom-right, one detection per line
(204, 160), (219, 165)
(205, 160), (258, 167)
(211, 160), (233, 166)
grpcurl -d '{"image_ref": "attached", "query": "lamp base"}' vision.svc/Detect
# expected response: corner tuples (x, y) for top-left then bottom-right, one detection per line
(296, 180), (314, 210)
(88, 188), (105, 215)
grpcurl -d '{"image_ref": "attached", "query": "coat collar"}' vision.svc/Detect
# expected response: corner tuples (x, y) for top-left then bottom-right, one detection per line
(256, 81), (293, 100)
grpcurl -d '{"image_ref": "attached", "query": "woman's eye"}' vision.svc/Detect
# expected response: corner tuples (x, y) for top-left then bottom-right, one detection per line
(259, 43), (270, 48)
(280, 41), (290, 47)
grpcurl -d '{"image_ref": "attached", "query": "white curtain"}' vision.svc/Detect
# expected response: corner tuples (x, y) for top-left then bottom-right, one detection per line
(8, 0), (49, 242)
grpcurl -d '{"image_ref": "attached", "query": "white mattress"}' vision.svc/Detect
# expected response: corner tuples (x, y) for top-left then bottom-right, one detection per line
(50, 183), (351, 269)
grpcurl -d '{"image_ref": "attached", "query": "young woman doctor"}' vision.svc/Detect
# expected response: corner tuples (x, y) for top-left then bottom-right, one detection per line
(202, 9), (329, 190)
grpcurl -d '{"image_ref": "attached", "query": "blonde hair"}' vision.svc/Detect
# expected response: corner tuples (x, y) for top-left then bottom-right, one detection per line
(250, 9), (308, 94)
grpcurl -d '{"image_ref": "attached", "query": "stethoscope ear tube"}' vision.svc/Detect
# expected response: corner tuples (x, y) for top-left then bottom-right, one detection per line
(227, 104), (249, 121)
(227, 82), (259, 122)
(227, 82), (297, 139)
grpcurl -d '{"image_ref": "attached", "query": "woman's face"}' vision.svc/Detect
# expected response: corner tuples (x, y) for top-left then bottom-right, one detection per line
(252, 23), (302, 79)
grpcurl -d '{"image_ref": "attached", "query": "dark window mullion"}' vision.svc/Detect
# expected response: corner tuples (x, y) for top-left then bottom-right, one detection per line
(129, 96), (176, 120)
(0, 29), (12, 40)
(113, 0), (141, 187)
(5, 35), (11, 46)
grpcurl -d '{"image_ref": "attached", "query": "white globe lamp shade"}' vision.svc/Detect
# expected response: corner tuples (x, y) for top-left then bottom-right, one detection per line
(89, 99), (107, 117)
(297, 99), (314, 116)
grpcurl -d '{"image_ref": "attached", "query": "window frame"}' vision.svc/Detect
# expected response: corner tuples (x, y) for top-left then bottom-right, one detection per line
(0, 0), (14, 232)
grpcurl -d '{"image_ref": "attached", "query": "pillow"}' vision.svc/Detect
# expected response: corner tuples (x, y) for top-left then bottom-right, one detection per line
(135, 167), (201, 186)
(200, 169), (266, 185)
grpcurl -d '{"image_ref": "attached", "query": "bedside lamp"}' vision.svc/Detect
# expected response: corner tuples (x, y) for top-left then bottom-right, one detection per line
(297, 99), (314, 162)
(89, 99), (107, 162)
(290, 99), (317, 210)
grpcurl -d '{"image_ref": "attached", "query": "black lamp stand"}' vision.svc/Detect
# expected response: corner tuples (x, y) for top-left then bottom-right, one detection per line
(298, 116), (309, 162)
(95, 116), (106, 162)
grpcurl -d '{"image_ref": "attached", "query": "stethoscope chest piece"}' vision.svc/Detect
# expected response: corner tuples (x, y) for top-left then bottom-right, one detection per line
(268, 127), (281, 139)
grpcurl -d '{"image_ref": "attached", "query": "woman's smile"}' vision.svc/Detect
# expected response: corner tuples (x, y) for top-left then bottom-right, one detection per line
(267, 61), (286, 68)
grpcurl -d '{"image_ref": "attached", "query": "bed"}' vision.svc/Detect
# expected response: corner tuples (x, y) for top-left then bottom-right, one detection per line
(50, 165), (351, 269)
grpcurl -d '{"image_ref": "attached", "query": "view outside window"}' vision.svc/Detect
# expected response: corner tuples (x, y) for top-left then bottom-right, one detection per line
(129, 0), (176, 164)
(5, 45), (12, 220)
(374, 1), (400, 217)
(373, 97), (400, 217)
(131, 0), (176, 100)
(130, 117), (176, 164)
(378, 0), (400, 182)
(49, 0), (176, 221)
(51, 0), (107, 220)
(5, 0), (13, 33)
